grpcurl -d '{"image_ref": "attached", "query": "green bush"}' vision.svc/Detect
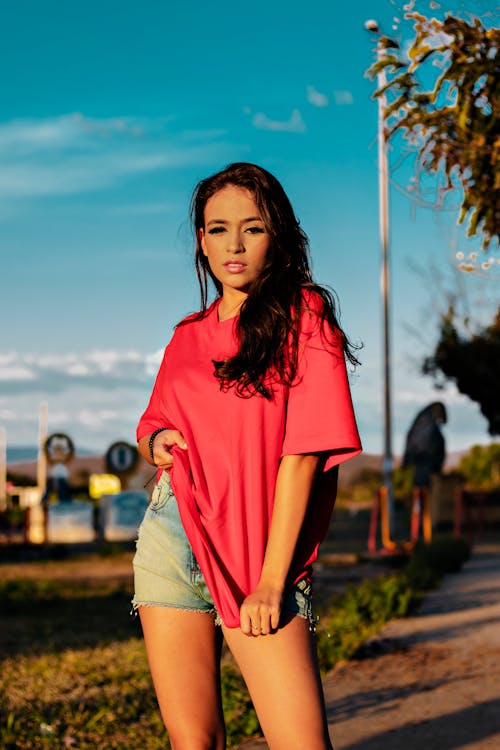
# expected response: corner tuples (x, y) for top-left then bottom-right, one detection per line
(0, 507), (26, 529)
(221, 664), (260, 746)
(0, 579), (62, 605)
(458, 443), (500, 490)
(315, 573), (419, 674)
(314, 534), (469, 675)
(392, 466), (414, 500)
(404, 535), (470, 591)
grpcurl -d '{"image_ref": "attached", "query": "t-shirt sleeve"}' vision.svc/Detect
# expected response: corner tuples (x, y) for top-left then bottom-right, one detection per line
(136, 346), (175, 441)
(281, 310), (362, 471)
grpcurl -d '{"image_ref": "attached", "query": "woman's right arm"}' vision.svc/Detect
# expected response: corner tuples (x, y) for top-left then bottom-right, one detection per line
(136, 344), (187, 470)
(138, 430), (188, 470)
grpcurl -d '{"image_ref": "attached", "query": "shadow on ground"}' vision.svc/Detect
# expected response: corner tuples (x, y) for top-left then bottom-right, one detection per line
(0, 591), (141, 658)
(338, 698), (500, 750)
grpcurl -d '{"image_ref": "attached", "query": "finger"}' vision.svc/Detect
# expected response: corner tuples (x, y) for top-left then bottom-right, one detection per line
(248, 617), (263, 636)
(153, 445), (174, 466)
(167, 431), (188, 450)
(156, 458), (173, 470)
(153, 448), (173, 467)
(270, 606), (281, 630)
(260, 607), (277, 635)
(259, 619), (271, 636)
(240, 611), (253, 637)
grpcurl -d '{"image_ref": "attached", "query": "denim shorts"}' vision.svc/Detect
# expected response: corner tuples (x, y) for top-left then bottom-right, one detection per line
(132, 472), (315, 628)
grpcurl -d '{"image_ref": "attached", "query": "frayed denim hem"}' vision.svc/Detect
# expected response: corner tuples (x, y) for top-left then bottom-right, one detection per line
(130, 599), (222, 626)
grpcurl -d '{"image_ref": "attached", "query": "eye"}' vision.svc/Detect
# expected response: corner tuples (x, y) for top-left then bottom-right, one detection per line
(245, 226), (265, 234)
(207, 226), (226, 235)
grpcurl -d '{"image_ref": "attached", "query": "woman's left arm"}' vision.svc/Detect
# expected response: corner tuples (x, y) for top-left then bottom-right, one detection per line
(239, 453), (319, 636)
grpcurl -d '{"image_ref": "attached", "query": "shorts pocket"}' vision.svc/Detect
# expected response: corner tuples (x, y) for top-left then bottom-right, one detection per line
(148, 473), (172, 512)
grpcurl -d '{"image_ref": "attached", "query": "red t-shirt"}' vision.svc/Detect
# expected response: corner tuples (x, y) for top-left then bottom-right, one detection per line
(137, 293), (361, 627)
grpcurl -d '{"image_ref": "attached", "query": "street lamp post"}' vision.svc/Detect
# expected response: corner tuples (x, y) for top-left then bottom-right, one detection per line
(366, 20), (395, 530)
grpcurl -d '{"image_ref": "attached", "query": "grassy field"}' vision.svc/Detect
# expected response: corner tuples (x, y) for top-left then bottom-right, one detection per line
(0, 551), (168, 749)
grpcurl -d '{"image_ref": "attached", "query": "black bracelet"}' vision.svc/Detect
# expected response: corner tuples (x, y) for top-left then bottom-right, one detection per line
(149, 428), (169, 461)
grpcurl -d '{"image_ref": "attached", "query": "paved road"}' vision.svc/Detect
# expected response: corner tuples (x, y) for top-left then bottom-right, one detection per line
(239, 542), (500, 750)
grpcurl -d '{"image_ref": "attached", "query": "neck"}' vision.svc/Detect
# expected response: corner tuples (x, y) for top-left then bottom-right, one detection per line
(218, 293), (246, 321)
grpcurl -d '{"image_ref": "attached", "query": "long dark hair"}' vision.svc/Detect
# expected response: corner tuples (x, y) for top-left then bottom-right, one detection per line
(183, 162), (360, 398)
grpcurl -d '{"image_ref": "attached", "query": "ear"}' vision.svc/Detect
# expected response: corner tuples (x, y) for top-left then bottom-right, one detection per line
(199, 228), (208, 257)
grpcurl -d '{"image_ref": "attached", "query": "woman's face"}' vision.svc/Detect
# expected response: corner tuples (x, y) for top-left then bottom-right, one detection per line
(200, 185), (270, 297)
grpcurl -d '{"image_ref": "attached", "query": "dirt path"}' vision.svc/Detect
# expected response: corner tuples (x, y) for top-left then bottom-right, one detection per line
(240, 542), (500, 750)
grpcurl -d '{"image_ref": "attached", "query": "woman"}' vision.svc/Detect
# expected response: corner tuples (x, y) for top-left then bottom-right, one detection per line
(133, 162), (361, 750)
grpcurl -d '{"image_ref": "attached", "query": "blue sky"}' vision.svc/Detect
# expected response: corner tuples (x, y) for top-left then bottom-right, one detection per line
(1, 0), (499, 458)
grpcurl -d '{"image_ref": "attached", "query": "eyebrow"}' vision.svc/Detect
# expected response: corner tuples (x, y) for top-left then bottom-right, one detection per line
(206, 216), (264, 226)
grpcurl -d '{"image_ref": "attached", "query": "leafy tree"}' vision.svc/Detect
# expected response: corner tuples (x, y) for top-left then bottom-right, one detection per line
(366, 10), (500, 252)
(423, 306), (500, 434)
(457, 443), (500, 489)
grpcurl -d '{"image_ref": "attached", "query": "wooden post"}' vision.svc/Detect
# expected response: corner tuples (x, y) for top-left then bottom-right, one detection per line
(380, 486), (398, 552)
(368, 489), (381, 553)
(410, 487), (421, 543)
(422, 488), (432, 543)
(37, 401), (48, 503)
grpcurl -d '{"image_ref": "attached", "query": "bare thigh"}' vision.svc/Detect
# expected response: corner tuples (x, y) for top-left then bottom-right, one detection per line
(222, 615), (333, 750)
(139, 606), (225, 750)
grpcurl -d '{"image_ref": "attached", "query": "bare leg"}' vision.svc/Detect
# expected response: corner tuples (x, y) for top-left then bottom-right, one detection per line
(222, 615), (333, 750)
(139, 606), (225, 750)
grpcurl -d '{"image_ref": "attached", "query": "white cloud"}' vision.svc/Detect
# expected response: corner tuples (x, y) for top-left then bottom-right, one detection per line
(252, 109), (306, 134)
(0, 114), (229, 199)
(0, 349), (163, 390)
(145, 349), (164, 375)
(1, 347), (492, 456)
(1, 385), (143, 452)
(395, 388), (469, 406)
(333, 90), (354, 106)
(0, 365), (36, 381)
(307, 86), (329, 107)
(0, 113), (176, 156)
(77, 408), (121, 429)
(0, 349), (162, 452)
(65, 363), (91, 377)
(85, 350), (143, 372)
(0, 409), (16, 420)
(72, 112), (149, 139)
(0, 116), (80, 154)
(0, 148), (214, 199)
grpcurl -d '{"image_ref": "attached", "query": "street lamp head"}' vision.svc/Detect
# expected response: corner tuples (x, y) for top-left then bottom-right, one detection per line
(365, 19), (379, 32)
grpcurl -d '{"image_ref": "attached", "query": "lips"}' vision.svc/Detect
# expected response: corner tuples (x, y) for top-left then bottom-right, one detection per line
(223, 261), (247, 273)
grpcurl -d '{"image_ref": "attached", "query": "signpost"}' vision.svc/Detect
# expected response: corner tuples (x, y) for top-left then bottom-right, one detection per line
(89, 473), (122, 500)
(37, 402), (48, 503)
(105, 441), (139, 475)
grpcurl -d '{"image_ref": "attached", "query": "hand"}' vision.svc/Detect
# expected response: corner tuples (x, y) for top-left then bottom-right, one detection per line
(152, 429), (187, 470)
(239, 583), (283, 636)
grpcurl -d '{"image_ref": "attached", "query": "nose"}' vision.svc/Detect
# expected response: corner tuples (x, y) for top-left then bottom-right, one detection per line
(227, 230), (245, 253)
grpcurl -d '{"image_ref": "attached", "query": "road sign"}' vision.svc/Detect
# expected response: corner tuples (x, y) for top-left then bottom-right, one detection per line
(89, 473), (122, 500)
(44, 433), (75, 464)
(105, 441), (138, 474)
